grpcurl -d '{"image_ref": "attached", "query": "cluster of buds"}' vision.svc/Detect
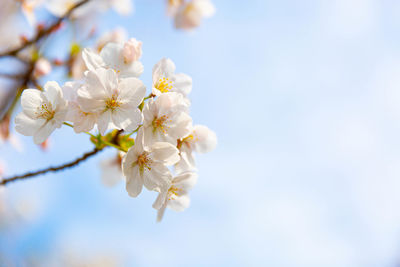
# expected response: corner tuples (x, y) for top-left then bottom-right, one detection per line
(14, 38), (216, 221)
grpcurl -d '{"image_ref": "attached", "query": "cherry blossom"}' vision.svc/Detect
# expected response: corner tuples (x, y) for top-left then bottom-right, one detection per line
(153, 171), (198, 222)
(122, 128), (180, 197)
(174, 0), (216, 30)
(15, 81), (68, 144)
(62, 81), (97, 133)
(77, 67), (145, 134)
(143, 92), (192, 145)
(152, 58), (192, 96)
(82, 41), (144, 78)
(175, 124), (217, 172)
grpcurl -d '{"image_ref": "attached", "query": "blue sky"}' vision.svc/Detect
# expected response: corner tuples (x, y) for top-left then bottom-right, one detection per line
(3, 0), (400, 266)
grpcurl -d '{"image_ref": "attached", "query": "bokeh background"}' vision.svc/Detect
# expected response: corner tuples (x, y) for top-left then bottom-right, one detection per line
(3, 0), (400, 266)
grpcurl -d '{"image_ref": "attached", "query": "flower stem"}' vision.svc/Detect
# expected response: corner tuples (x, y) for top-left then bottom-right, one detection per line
(62, 122), (127, 152)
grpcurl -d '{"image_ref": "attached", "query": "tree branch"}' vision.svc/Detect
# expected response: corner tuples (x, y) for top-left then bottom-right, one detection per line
(0, 146), (103, 185)
(0, 0), (90, 58)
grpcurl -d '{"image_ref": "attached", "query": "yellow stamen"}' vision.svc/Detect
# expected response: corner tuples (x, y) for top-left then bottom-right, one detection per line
(155, 77), (173, 93)
(105, 95), (121, 110)
(35, 103), (55, 120)
(136, 152), (152, 174)
(168, 186), (181, 200)
(152, 115), (171, 134)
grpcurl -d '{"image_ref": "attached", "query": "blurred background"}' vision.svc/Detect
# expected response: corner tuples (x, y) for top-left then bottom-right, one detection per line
(3, 0), (400, 266)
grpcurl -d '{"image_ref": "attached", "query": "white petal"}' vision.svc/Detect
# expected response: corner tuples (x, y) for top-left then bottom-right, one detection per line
(33, 121), (56, 144)
(118, 77), (146, 107)
(152, 190), (168, 210)
(82, 48), (104, 71)
(172, 73), (192, 95)
(156, 203), (167, 222)
(152, 58), (175, 82)
(125, 165), (143, 197)
(100, 43), (123, 70)
(97, 109), (114, 135)
(112, 106), (142, 131)
(175, 150), (197, 173)
(133, 127), (145, 154)
(173, 171), (198, 191)
(43, 81), (63, 108)
(167, 112), (193, 140)
(20, 89), (43, 117)
(120, 61), (144, 78)
(15, 112), (45, 136)
(168, 194), (190, 212)
(143, 164), (171, 192)
(151, 142), (180, 165)
(193, 125), (217, 153)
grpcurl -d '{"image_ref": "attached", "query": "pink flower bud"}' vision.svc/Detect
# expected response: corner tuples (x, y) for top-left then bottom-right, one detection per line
(33, 58), (52, 78)
(122, 38), (142, 64)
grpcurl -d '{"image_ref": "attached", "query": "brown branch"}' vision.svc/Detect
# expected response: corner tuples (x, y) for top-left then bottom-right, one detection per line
(0, 147), (103, 186)
(0, 0), (90, 58)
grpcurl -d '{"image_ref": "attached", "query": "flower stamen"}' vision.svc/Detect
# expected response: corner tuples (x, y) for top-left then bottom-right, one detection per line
(105, 95), (121, 110)
(35, 103), (55, 120)
(137, 152), (152, 174)
(155, 77), (173, 93)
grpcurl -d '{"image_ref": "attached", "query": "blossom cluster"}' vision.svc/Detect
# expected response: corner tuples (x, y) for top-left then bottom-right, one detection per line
(14, 38), (216, 221)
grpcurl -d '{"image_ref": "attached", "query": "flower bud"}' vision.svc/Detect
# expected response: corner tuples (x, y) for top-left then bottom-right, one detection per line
(33, 58), (52, 78)
(96, 28), (127, 52)
(122, 38), (142, 64)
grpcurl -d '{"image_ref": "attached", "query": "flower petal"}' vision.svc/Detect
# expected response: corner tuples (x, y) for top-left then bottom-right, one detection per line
(33, 121), (56, 144)
(151, 142), (180, 165)
(20, 89), (43, 118)
(118, 77), (146, 107)
(168, 194), (190, 212)
(15, 112), (45, 136)
(125, 165), (143, 197)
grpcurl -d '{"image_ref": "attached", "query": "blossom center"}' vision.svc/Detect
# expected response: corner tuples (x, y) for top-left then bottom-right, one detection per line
(155, 77), (173, 93)
(137, 152), (152, 173)
(36, 103), (55, 120)
(105, 95), (121, 110)
(168, 186), (181, 200)
(152, 115), (170, 134)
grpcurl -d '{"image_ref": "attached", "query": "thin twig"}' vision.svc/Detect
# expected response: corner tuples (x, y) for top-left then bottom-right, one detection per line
(0, 147), (103, 185)
(0, 0), (90, 58)
(0, 73), (26, 80)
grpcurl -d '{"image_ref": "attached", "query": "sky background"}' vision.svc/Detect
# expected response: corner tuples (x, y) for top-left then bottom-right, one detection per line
(3, 0), (400, 266)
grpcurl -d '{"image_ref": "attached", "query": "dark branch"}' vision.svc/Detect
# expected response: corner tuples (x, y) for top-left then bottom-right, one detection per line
(0, 0), (90, 58)
(0, 147), (103, 185)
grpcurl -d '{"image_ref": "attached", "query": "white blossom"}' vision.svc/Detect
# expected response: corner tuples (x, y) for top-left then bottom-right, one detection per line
(153, 171), (198, 222)
(122, 38), (142, 64)
(62, 81), (97, 133)
(174, 0), (215, 30)
(83, 41), (144, 78)
(152, 58), (192, 96)
(77, 67), (145, 134)
(122, 128), (180, 197)
(15, 81), (68, 144)
(143, 92), (192, 145)
(175, 125), (217, 172)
